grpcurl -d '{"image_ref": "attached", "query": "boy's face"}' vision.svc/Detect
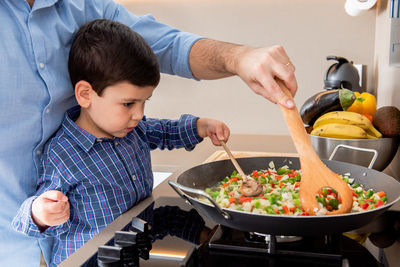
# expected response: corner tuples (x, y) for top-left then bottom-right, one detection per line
(86, 81), (155, 139)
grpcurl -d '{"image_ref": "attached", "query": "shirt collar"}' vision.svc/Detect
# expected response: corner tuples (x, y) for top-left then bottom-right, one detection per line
(30, 0), (60, 11)
(62, 106), (99, 153)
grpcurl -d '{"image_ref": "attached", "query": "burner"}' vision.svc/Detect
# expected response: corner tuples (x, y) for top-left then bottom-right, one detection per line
(78, 197), (381, 267)
(209, 225), (342, 260)
(252, 232), (303, 243)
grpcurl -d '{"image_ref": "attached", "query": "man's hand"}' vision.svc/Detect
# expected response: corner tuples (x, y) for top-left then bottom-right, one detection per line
(190, 39), (298, 109)
(31, 190), (70, 231)
(234, 45), (297, 109)
(196, 118), (230, 146)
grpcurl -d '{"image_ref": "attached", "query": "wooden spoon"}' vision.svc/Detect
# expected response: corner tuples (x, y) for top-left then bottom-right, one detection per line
(277, 80), (353, 215)
(219, 140), (263, 197)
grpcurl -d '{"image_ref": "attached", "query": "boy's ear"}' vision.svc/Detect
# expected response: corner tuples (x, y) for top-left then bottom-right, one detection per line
(75, 81), (94, 108)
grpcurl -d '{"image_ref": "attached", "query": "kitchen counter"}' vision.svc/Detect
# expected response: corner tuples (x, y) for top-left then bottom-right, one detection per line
(60, 134), (400, 266)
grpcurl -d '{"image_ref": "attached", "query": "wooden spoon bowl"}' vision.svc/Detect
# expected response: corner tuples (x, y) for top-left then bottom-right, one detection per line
(219, 140), (263, 197)
(277, 80), (353, 215)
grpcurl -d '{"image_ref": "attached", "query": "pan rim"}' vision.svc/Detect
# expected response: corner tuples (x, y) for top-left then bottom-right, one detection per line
(177, 156), (400, 219)
(188, 193), (400, 219)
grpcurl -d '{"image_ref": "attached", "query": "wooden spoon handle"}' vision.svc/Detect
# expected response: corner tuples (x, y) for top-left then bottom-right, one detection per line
(219, 140), (248, 181)
(276, 81), (315, 157)
(276, 80), (353, 215)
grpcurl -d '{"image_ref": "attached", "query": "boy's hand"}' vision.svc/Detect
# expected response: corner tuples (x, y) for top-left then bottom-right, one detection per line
(31, 190), (70, 230)
(196, 118), (230, 146)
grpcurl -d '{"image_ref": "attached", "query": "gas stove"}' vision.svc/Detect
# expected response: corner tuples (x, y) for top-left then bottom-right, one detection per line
(77, 196), (382, 267)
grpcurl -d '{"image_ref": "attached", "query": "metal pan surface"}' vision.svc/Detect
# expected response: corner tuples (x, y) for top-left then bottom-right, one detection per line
(169, 157), (400, 236)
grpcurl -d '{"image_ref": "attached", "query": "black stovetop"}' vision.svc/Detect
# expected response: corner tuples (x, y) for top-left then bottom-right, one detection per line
(81, 196), (380, 267)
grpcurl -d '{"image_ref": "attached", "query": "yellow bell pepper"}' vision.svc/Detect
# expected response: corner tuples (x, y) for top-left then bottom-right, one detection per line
(346, 92), (377, 116)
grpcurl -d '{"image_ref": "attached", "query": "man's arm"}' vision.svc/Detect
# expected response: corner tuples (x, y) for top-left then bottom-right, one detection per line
(189, 39), (298, 109)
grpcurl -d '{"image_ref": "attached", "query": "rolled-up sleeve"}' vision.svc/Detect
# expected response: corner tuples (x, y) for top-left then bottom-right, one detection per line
(135, 114), (203, 151)
(103, 1), (204, 79)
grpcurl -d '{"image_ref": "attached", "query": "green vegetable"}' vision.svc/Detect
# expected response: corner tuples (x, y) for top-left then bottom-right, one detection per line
(267, 195), (278, 205)
(365, 189), (373, 199)
(277, 168), (290, 175)
(317, 196), (325, 205)
(328, 198), (339, 209)
(211, 191), (219, 199)
(259, 176), (267, 184)
(322, 188), (329, 197)
(264, 206), (275, 214)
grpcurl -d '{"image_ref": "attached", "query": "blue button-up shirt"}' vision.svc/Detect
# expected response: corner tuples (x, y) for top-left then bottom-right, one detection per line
(12, 107), (202, 266)
(0, 1), (201, 266)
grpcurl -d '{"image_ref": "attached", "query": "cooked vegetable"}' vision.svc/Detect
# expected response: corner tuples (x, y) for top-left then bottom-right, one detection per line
(299, 88), (355, 126)
(202, 163), (387, 216)
(346, 92), (377, 116)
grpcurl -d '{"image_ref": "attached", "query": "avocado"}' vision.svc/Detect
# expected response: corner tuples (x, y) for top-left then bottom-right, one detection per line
(372, 106), (400, 137)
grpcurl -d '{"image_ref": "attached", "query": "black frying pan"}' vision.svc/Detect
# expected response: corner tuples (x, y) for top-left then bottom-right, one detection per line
(169, 157), (400, 236)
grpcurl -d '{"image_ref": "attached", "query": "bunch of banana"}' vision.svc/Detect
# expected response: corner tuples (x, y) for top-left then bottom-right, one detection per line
(310, 111), (382, 139)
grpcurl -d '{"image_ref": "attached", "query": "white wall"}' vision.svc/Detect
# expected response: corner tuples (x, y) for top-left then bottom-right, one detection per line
(374, 0), (400, 180)
(119, 0), (376, 135)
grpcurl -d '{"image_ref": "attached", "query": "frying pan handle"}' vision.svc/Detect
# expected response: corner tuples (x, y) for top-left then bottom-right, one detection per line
(168, 181), (231, 220)
(329, 144), (378, 169)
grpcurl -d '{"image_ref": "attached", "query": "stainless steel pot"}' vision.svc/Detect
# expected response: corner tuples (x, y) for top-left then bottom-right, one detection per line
(309, 135), (400, 171)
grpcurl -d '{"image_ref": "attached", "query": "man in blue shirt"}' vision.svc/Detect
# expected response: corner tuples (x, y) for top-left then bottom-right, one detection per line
(12, 19), (230, 266)
(0, 1), (297, 266)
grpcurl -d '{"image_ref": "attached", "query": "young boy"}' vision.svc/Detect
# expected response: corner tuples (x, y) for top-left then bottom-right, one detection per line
(12, 19), (230, 266)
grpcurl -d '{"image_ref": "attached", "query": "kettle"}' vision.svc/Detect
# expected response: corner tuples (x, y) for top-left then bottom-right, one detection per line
(324, 56), (362, 92)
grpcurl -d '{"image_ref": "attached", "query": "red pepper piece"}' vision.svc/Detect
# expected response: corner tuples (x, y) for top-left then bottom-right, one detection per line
(283, 205), (289, 214)
(238, 197), (253, 203)
(361, 203), (369, 209)
(374, 200), (384, 208)
(228, 197), (236, 203)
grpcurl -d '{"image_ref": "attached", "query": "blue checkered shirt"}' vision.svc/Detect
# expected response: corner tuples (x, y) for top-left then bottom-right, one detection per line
(12, 106), (203, 266)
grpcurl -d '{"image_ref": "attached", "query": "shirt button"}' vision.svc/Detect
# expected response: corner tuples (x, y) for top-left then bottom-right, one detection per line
(36, 150), (42, 155)
(45, 108), (50, 114)
(96, 139), (102, 142)
(132, 175), (136, 181)
(115, 141), (119, 146)
(39, 63), (45, 69)
(29, 14), (33, 19)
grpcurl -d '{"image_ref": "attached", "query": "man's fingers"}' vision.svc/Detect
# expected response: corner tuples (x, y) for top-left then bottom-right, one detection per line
(274, 64), (298, 98)
(248, 80), (273, 101)
(251, 68), (296, 109)
(271, 78), (296, 109)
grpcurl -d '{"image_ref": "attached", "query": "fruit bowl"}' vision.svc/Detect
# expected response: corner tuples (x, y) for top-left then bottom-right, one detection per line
(308, 134), (399, 171)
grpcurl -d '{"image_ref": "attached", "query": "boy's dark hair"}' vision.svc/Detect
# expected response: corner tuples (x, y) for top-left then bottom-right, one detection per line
(68, 19), (160, 95)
